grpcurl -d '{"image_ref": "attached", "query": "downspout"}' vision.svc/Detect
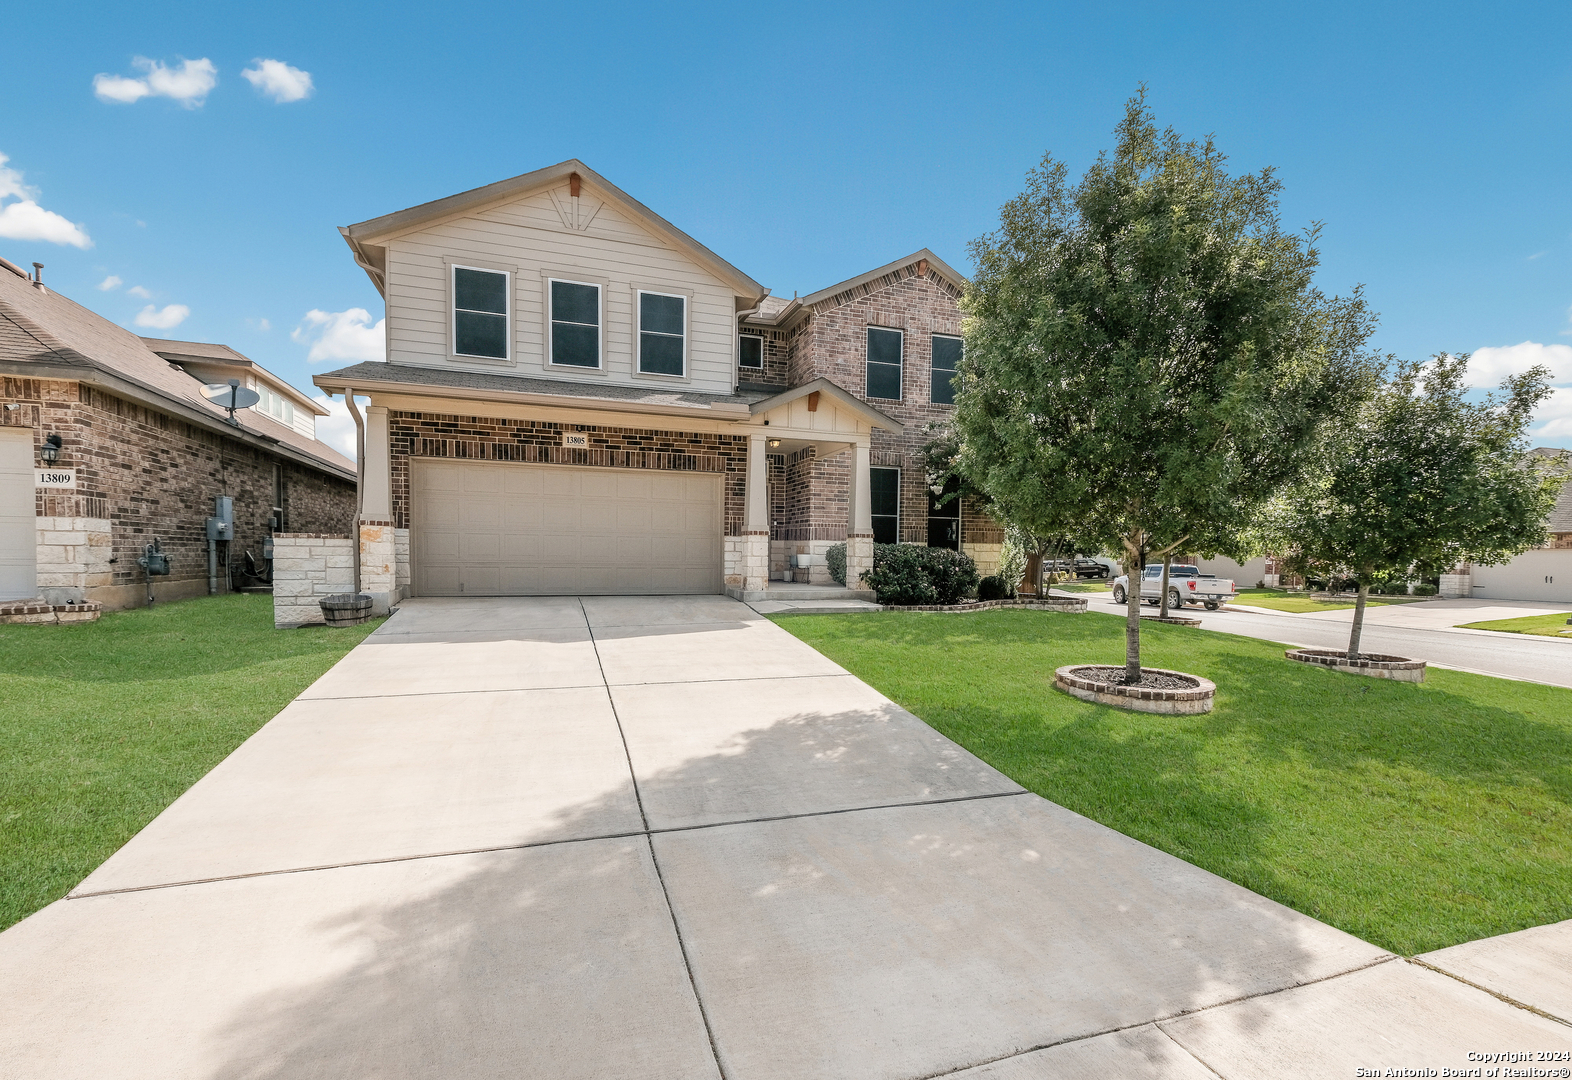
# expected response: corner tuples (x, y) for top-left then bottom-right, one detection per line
(344, 388), (365, 596)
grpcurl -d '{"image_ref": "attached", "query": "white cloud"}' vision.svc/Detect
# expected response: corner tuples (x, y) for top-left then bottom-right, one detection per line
(292, 308), (385, 364)
(127, 284), (152, 298)
(241, 59), (313, 103)
(134, 303), (190, 329)
(0, 152), (92, 248)
(94, 58), (216, 108)
(1464, 342), (1572, 388)
(98, 275), (122, 290)
(311, 394), (365, 461)
(1528, 386), (1572, 442)
(248, 317), (271, 332)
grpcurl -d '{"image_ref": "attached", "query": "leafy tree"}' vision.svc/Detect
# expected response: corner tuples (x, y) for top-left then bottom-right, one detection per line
(954, 90), (1377, 682)
(1274, 354), (1565, 659)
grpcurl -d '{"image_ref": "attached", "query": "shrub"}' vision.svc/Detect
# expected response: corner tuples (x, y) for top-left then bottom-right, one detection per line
(1413, 583), (1438, 596)
(977, 574), (1010, 601)
(826, 542), (847, 586)
(860, 544), (980, 605)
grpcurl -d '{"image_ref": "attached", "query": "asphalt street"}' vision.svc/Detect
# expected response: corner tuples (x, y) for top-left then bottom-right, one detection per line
(1060, 592), (1572, 689)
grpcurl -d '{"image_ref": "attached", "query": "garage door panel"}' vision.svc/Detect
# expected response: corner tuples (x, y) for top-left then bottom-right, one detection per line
(413, 460), (721, 596)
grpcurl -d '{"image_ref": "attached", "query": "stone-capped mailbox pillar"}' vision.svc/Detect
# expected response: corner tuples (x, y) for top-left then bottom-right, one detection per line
(272, 533), (354, 628)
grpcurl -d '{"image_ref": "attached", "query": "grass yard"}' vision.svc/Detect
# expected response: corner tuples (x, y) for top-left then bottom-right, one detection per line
(0, 594), (381, 931)
(1231, 587), (1430, 613)
(773, 609), (1572, 955)
(1047, 580), (1112, 594)
(1458, 611), (1572, 640)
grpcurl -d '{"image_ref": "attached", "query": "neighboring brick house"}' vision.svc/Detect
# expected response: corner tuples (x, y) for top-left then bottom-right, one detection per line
(0, 257), (357, 611)
(314, 159), (999, 606)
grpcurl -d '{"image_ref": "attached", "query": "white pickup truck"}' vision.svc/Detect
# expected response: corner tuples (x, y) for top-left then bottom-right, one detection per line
(1109, 564), (1237, 611)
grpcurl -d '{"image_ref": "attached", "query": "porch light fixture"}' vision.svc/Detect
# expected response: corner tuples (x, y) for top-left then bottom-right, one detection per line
(40, 433), (61, 465)
(767, 438), (781, 449)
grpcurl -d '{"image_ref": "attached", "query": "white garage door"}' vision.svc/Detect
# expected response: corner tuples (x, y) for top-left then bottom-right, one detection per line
(412, 460), (723, 596)
(0, 428), (37, 602)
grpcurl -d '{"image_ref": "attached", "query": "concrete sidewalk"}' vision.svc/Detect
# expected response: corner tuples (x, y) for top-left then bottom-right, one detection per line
(0, 595), (1566, 1078)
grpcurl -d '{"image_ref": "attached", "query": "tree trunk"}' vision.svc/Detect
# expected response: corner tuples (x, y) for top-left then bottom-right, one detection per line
(1347, 579), (1370, 662)
(1159, 554), (1173, 619)
(1124, 538), (1143, 684)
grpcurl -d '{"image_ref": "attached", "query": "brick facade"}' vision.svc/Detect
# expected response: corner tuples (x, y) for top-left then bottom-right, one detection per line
(756, 263), (1001, 568)
(386, 410), (750, 534)
(3, 375), (355, 607)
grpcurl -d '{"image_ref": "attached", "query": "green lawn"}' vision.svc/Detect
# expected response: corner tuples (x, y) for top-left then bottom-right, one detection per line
(0, 594), (382, 930)
(773, 609), (1572, 955)
(1458, 611), (1572, 639)
(1232, 587), (1430, 613)
(1047, 580), (1112, 594)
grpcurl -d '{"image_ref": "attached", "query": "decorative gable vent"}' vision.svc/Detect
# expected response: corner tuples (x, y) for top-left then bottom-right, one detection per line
(549, 173), (603, 232)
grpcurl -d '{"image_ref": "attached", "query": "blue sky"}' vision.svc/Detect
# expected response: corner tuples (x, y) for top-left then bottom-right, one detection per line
(3, 1), (1570, 454)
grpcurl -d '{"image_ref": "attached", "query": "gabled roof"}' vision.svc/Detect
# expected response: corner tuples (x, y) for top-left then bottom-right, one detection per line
(340, 159), (766, 301)
(798, 248), (967, 309)
(748, 377), (904, 433)
(0, 266), (353, 478)
(141, 337), (330, 416)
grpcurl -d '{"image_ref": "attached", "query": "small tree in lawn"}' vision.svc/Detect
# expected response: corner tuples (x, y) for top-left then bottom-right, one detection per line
(954, 90), (1378, 683)
(1276, 354), (1565, 660)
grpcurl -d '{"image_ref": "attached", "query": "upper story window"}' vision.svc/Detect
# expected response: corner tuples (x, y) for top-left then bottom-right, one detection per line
(255, 384), (295, 426)
(453, 266), (509, 360)
(739, 333), (764, 370)
(550, 279), (601, 368)
(931, 334), (962, 405)
(866, 327), (903, 400)
(639, 291), (686, 377)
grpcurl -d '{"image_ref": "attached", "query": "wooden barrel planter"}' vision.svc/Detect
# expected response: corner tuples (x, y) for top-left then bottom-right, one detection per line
(320, 593), (374, 627)
(1053, 665), (1216, 714)
(1284, 649), (1425, 682)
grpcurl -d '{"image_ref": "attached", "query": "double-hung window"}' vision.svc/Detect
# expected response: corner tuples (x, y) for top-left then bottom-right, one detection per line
(639, 291), (687, 376)
(930, 334), (962, 405)
(870, 466), (900, 545)
(866, 327), (903, 400)
(739, 333), (764, 371)
(255, 385), (295, 426)
(550, 279), (601, 368)
(453, 266), (509, 360)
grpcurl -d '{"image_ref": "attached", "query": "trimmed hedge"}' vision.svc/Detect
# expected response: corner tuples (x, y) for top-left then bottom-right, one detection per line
(977, 574), (1011, 601)
(826, 542), (847, 586)
(860, 544), (979, 606)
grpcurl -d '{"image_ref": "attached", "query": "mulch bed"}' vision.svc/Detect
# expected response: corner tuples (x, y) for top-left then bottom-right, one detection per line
(1067, 665), (1201, 691)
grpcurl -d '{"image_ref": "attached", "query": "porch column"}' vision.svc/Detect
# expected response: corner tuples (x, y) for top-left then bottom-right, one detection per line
(845, 439), (874, 592)
(359, 405), (396, 615)
(740, 432), (769, 593)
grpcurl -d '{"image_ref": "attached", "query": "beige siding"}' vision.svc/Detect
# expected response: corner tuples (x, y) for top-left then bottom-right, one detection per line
(384, 188), (740, 394)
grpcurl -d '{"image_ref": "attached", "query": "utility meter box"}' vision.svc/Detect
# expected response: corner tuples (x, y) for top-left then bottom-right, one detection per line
(207, 496), (234, 541)
(138, 540), (171, 576)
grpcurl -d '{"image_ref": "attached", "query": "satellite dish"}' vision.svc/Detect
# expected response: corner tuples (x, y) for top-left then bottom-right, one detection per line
(202, 380), (261, 425)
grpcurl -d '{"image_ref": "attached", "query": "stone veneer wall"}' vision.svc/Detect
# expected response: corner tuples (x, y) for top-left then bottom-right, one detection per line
(386, 411), (749, 535)
(34, 516), (113, 605)
(2, 376), (355, 609)
(272, 533), (354, 628)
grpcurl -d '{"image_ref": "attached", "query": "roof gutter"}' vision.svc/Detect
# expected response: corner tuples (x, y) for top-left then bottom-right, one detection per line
(0, 357), (357, 482)
(339, 228), (387, 297)
(311, 372), (753, 421)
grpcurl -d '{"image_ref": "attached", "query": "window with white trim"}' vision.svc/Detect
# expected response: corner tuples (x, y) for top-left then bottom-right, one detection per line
(550, 279), (601, 368)
(866, 327), (903, 400)
(255, 384), (295, 426)
(638, 291), (686, 376)
(870, 466), (900, 544)
(452, 266), (509, 360)
(739, 333), (764, 370)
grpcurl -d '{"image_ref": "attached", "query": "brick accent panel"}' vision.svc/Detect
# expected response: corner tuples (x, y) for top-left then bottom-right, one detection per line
(737, 327), (791, 390)
(3, 377), (355, 605)
(387, 411), (750, 534)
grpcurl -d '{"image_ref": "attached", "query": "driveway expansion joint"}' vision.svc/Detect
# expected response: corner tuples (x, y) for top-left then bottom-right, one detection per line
(1409, 956), (1572, 1028)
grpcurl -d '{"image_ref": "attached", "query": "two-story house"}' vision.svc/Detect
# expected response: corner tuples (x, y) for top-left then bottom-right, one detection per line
(314, 160), (1000, 609)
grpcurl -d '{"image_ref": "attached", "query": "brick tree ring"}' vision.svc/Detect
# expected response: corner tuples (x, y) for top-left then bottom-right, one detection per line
(1284, 649), (1427, 683)
(1053, 665), (1217, 715)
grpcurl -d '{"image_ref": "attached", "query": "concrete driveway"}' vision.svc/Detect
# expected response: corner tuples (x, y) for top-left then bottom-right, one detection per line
(1, 595), (1566, 1078)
